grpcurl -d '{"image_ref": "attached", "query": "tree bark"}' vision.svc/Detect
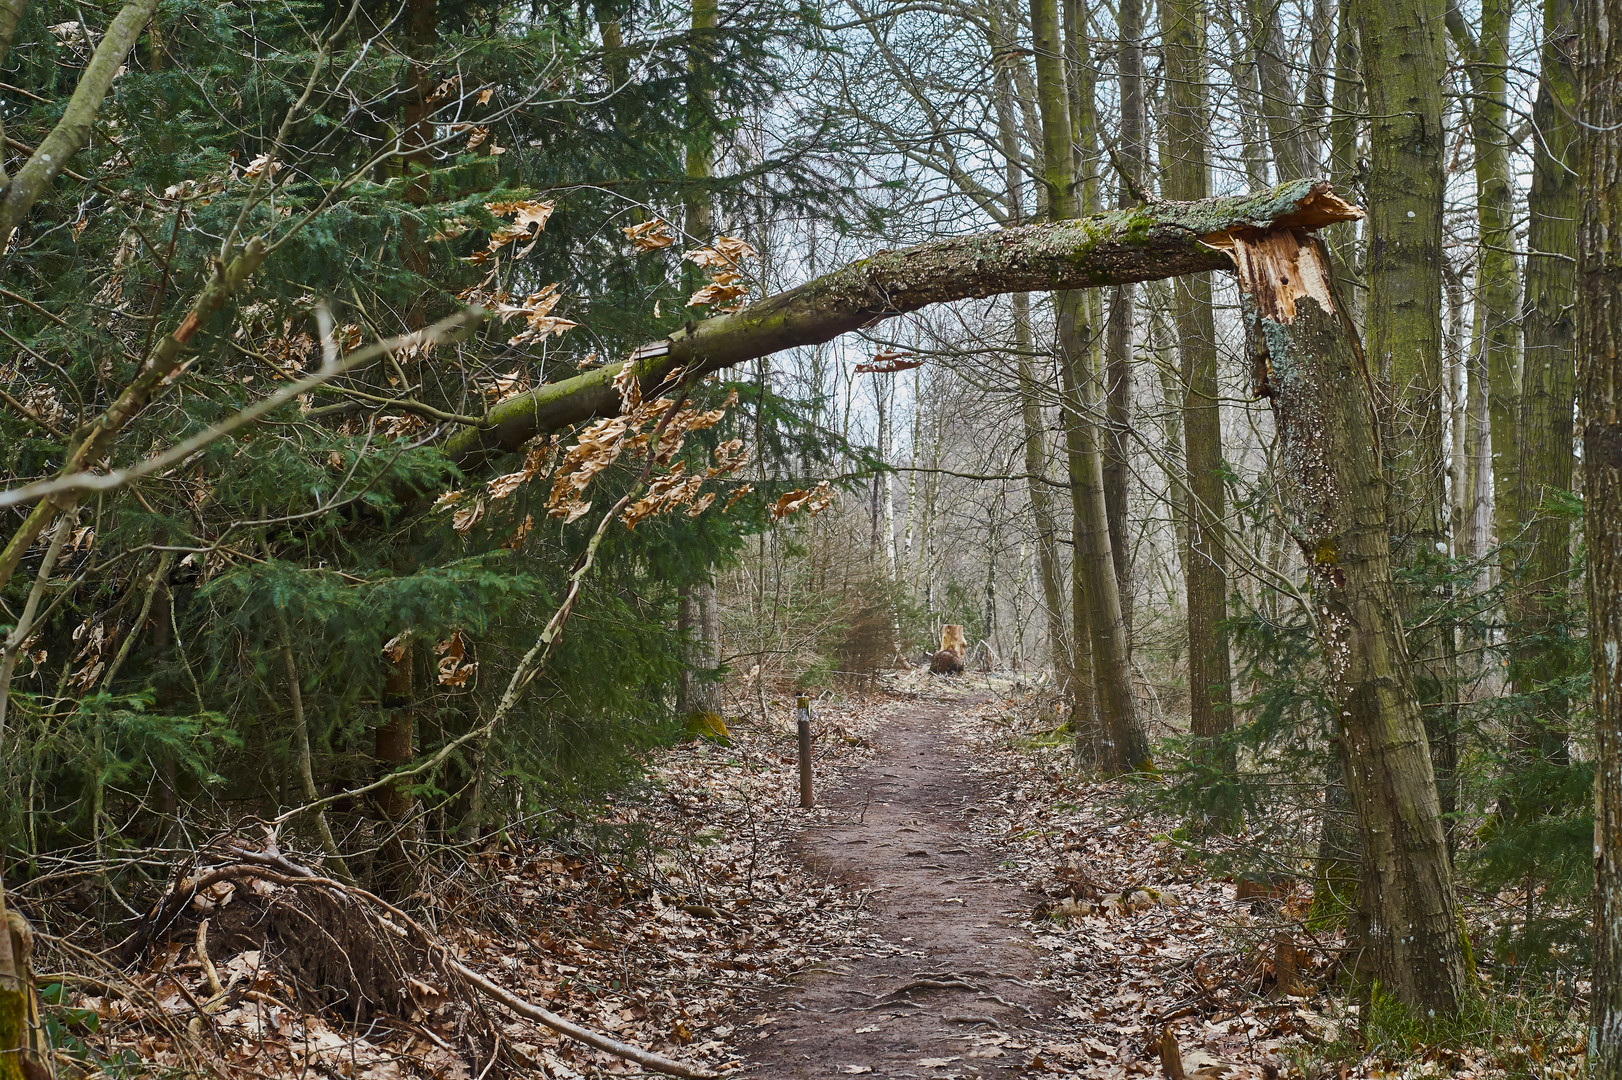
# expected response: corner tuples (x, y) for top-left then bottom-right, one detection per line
(1033, 0), (1153, 772)
(1227, 225), (1470, 1014)
(1579, 0), (1622, 1062)
(1509, 0), (1578, 768)
(1326, 0), (1364, 327)
(1246, 0), (1310, 179)
(0, 0), (28, 188)
(0, 0), (161, 239)
(1104, 0), (1147, 655)
(1447, 0), (1522, 555)
(1164, 0), (1236, 756)
(1356, 0), (1457, 852)
(1015, 294), (1074, 688)
(442, 181), (1362, 472)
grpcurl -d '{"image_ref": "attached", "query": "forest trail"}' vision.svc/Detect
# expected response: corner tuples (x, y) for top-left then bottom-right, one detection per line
(739, 698), (1059, 1077)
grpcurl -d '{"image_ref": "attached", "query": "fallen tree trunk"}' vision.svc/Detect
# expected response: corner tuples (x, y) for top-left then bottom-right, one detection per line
(445, 179), (1360, 470)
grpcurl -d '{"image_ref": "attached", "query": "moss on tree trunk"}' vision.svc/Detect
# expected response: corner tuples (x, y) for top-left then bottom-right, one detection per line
(1229, 226), (1470, 1014)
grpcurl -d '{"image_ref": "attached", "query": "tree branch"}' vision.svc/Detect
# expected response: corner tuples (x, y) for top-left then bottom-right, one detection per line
(0, 0), (161, 238)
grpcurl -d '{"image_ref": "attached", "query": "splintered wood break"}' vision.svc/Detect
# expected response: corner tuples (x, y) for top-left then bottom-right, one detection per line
(1198, 182), (1363, 254)
(1224, 228), (1338, 325)
(1223, 226), (1345, 400)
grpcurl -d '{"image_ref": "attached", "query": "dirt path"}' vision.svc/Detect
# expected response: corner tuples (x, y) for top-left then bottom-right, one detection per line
(739, 699), (1060, 1078)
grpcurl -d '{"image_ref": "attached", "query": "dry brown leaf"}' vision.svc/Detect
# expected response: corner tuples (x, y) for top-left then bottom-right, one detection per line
(769, 480), (834, 521)
(623, 219), (676, 251)
(613, 359), (642, 413)
(723, 483), (753, 512)
(451, 498), (485, 534)
(504, 514), (534, 550)
(434, 630), (476, 687)
(381, 633), (410, 664)
(683, 236), (759, 269)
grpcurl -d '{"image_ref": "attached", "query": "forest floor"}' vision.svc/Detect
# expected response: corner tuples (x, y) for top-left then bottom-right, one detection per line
(732, 678), (1311, 1080)
(60, 676), (1569, 1080)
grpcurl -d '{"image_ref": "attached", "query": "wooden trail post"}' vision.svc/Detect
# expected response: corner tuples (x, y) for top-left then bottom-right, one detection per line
(796, 695), (813, 807)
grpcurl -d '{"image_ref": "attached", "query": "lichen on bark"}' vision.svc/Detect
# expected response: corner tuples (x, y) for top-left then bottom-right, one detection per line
(445, 181), (1360, 471)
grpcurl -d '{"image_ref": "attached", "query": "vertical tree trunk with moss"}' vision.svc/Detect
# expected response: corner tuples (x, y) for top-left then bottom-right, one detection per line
(1581, 0), (1622, 1058)
(1033, 0), (1152, 772)
(1017, 296), (1075, 689)
(372, 0), (435, 880)
(1446, 0), (1523, 557)
(1326, 0), (1364, 324)
(1509, 0), (1579, 770)
(1355, 0), (1458, 842)
(1103, 0), (1146, 650)
(0, 875), (43, 1080)
(1227, 224), (1470, 1014)
(680, 0), (726, 722)
(990, 16), (1074, 690)
(1163, 0), (1236, 757)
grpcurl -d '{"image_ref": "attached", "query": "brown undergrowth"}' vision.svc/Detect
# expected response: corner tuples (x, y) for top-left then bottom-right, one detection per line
(20, 697), (890, 1079)
(946, 689), (1586, 1080)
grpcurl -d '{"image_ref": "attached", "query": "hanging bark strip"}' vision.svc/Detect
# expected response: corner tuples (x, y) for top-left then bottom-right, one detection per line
(1222, 224), (1470, 1013)
(443, 180), (1362, 471)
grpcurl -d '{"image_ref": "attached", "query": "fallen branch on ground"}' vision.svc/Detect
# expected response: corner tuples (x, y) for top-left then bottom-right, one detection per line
(125, 840), (718, 1079)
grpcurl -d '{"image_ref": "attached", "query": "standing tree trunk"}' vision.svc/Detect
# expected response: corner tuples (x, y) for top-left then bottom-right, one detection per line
(1447, 0), (1523, 556)
(1104, 0), (1147, 655)
(1509, 0), (1579, 773)
(0, 872), (45, 1080)
(1326, 0), (1364, 326)
(374, 643), (416, 896)
(1355, 0), (1458, 847)
(1032, 0), (1153, 772)
(680, 0), (726, 714)
(1226, 222), (1470, 1014)
(1148, 280), (1191, 579)
(1580, 0), (1622, 1063)
(1246, 0), (1310, 179)
(1164, 0), (1236, 757)
(1015, 292), (1075, 689)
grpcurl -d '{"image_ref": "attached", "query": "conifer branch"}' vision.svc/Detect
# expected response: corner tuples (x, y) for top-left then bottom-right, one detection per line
(0, 308), (484, 510)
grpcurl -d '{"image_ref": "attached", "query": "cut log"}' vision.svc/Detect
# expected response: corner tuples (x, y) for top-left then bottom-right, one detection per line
(1223, 224), (1469, 1012)
(445, 180), (1360, 471)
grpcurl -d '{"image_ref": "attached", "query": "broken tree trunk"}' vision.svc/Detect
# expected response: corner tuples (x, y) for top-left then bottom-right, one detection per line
(442, 180), (1361, 471)
(1224, 224), (1470, 1014)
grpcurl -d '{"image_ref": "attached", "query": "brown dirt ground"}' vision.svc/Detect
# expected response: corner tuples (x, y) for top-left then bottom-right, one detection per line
(738, 698), (1061, 1078)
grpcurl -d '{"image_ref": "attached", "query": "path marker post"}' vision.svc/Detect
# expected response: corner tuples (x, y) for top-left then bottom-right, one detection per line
(796, 695), (813, 808)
